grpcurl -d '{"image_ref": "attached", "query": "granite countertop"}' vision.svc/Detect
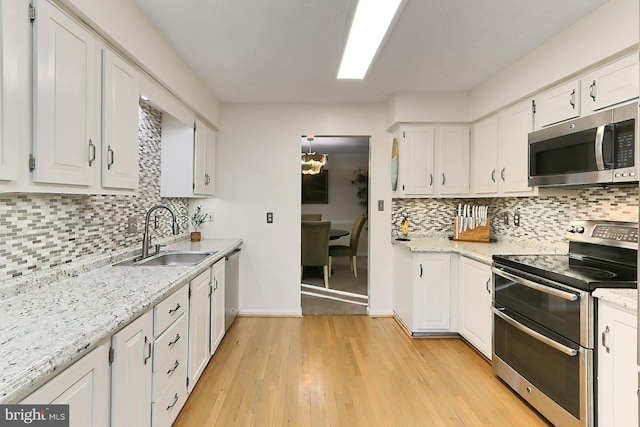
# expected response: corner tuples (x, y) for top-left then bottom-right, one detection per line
(593, 288), (638, 314)
(0, 237), (242, 404)
(391, 236), (565, 265)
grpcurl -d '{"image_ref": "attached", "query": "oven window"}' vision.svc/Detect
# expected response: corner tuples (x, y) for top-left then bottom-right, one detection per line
(494, 314), (582, 418)
(494, 272), (582, 345)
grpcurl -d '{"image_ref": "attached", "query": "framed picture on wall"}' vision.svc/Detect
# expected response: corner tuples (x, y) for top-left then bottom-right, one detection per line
(302, 170), (328, 204)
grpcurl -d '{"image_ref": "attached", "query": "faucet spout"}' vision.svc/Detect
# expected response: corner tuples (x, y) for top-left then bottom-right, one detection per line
(141, 204), (179, 259)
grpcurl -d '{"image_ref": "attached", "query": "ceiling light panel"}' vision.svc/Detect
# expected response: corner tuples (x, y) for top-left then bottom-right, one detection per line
(337, 0), (403, 79)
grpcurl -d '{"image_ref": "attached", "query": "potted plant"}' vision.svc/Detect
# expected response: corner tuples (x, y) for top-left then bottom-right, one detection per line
(351, 168), (368, 216)
(189, 204), (209, 241)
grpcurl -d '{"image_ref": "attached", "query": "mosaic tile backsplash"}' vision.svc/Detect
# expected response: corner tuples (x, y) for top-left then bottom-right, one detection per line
(0, 102), (188, 281)
(393, 186), (639, 250)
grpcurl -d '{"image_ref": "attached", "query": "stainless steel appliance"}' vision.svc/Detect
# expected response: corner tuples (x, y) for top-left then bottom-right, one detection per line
(492, 220), (638, 427)
(528, 102), (638, 187)
(225, 247), (240, 331)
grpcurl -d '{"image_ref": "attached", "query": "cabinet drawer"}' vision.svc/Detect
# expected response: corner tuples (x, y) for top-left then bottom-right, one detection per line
(154, 313), (188, 371)
(154, 285), (188, 337)
(152, 376), (187, 427)
(153, 341), (187, 401)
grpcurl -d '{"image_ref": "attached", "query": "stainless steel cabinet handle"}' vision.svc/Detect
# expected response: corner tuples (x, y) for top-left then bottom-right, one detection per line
(88, 139), (96, 167)
(601, 325), (610, 353)
(441, 173), (445, 186)
(569, 89), (576, 108)
(429, 173), (433, 186)
(419, 264), (423, 278)
(168, 333), (181, 346)
(492, 266), (579, 301)
(589, 80), (596, 101)
(166, 393), (179, 410)
(595, 124), (606, 171)
(107, 145), (114, 170)
(500, 167), (506, 182)
(491, 169), (496, 183)
(492, 307), (578, 356)
(168, 303), (181, 314)
(143, 336), (151, 365)
(485, 278), (491, 294)
(167, 359), (180, 374)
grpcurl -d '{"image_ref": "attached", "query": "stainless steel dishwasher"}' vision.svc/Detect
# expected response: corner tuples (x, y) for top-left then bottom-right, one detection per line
(225, 248), (240, 331)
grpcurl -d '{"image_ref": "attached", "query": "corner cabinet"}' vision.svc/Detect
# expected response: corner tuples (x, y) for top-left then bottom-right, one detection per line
(597, 300), (638, 427)
(393, 125), (469, 198)
(393, 247), (453, 334)
(457, 257), (492, 359)
(21, 343), (111, 427)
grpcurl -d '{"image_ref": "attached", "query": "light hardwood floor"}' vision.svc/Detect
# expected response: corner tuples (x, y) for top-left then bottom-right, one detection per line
(174, 316), (550, 426)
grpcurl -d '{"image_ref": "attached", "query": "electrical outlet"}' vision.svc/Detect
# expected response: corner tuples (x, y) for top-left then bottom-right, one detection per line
(126, 216), (138, 234)
(503, 212), (509, 225)
(207, 211), (214, 222)
(266, 212), (273, 223)
(514, 211), (520, 226)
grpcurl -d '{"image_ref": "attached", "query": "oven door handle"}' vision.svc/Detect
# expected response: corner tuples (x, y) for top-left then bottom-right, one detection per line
(492, 267), (579, 302)
(491, 307), (579, 357)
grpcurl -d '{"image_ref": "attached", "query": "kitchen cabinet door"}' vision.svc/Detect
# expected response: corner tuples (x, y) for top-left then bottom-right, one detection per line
(534, 79), (580, 129)
(397, 127), (435, 196)
(597, 300), (638, 427)
(187, 269), (211, 392)
(497, 100), (536, 195)
(414, 253), (451, 331)
(457, 257), (492, 359)
(101, 48), (139, 190)
(0, 0), (18, 182)
(436, 126), (469, 196)
(583, 54), (639, 113)
(110, 311), (152, 427)
(21, 342), (110, 427)
(32, 0), (99, 187)
(210, 259), (226, 354)
(471, 115), (499, 195)
(193, 119), (216, 196)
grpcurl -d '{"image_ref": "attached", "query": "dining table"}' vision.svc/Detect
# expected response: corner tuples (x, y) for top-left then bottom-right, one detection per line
(330, 229), (349, 240)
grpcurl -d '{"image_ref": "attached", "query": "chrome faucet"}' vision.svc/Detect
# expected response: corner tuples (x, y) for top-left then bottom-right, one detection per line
(141, 204), (180, 259)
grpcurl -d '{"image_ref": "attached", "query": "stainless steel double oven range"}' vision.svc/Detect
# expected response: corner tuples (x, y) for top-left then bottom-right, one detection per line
(492, 220), (638, 427)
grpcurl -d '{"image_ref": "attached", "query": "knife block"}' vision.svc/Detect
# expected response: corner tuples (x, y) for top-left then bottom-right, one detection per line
(453, 217), (490, 243)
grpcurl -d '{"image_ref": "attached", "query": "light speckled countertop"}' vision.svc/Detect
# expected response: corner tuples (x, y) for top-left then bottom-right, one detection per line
(593, 288), (638, 314)
(0, 238), (242, 404)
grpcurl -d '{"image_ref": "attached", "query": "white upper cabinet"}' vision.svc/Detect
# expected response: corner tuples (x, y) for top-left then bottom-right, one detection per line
(395, 127), (435, 196)
(582, 53), (639, 113)
(193, 119), (216, 196)
(497, 100), (536, 194)
(101, 48), (139, 190)
(436, 126), (470, 196)
(32, 0), (99, 187)
(534, 79), (581, 129)
(471, 115), (499, 194)
(0, 0), (18, 182)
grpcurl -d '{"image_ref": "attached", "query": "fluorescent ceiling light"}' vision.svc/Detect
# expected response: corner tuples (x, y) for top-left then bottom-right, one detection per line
(337, 0), (403, 79)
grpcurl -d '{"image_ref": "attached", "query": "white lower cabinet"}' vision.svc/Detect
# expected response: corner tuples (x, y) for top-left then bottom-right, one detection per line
(21, 342), (110, 427)
(457, 257), (492, 359)
(188, 269), (212, 392)
(393, 248), (453, 334)
(210, 259), (226, 354)
(110, 311), (153, 427)
(597, 300), (638, 427)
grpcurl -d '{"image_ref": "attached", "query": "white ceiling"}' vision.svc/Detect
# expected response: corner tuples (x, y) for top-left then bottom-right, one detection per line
(134, 0), (608, 104)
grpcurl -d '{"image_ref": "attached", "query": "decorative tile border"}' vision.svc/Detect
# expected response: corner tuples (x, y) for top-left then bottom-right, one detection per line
(0, 102), (188, 281)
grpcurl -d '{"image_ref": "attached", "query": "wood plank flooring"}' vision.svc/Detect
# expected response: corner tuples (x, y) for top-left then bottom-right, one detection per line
(174, 316), (550, 426)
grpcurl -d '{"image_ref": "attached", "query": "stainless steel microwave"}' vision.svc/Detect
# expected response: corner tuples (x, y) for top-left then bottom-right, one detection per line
(528, 102), (638, 187)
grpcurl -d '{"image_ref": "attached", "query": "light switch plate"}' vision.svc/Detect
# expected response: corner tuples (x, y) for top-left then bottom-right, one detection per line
(266, 212), (273, 223)
(126, 217), (138, 234)
(378, 200), (384, 211)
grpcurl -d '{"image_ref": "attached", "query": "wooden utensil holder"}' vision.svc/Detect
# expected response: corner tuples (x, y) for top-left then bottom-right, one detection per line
(453, 217), (490, 243)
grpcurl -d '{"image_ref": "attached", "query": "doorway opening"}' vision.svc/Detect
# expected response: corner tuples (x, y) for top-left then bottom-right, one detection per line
(300, 135), (370, 315)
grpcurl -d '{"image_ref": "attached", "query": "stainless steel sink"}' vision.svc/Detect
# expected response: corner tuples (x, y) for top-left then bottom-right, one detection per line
(113, 251), (217, 267)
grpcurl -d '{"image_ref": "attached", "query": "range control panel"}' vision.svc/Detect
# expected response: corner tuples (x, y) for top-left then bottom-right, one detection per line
(566, 220), (639, 249)
(592, 224), (638, 243)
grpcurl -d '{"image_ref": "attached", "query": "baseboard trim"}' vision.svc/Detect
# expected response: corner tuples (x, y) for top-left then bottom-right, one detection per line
(238, 310), (302, 317)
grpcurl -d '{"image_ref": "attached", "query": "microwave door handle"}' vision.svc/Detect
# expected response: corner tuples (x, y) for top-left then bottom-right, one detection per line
(492, 267), (579, 301)
(491, 307), (578, 357)
(595, 124), (606, 170)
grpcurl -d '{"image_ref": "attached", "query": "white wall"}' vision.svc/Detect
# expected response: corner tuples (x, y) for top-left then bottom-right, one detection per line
(199, 103), (393, 316)
(58, 0), (220, 128)
(386, 91), (470, 129)
(469, 0), (639, 120)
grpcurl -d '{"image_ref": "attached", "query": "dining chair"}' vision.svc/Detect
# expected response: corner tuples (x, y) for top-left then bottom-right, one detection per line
(301, 214), (322, 221)
(329, 216), (366, 278)
(301, 220), (331, 288)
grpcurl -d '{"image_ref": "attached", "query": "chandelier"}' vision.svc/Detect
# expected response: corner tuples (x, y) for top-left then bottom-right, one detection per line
(301, 136), (327, 175)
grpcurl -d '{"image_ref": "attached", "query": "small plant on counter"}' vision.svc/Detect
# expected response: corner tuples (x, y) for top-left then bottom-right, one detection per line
(190, 204), (209, 231)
